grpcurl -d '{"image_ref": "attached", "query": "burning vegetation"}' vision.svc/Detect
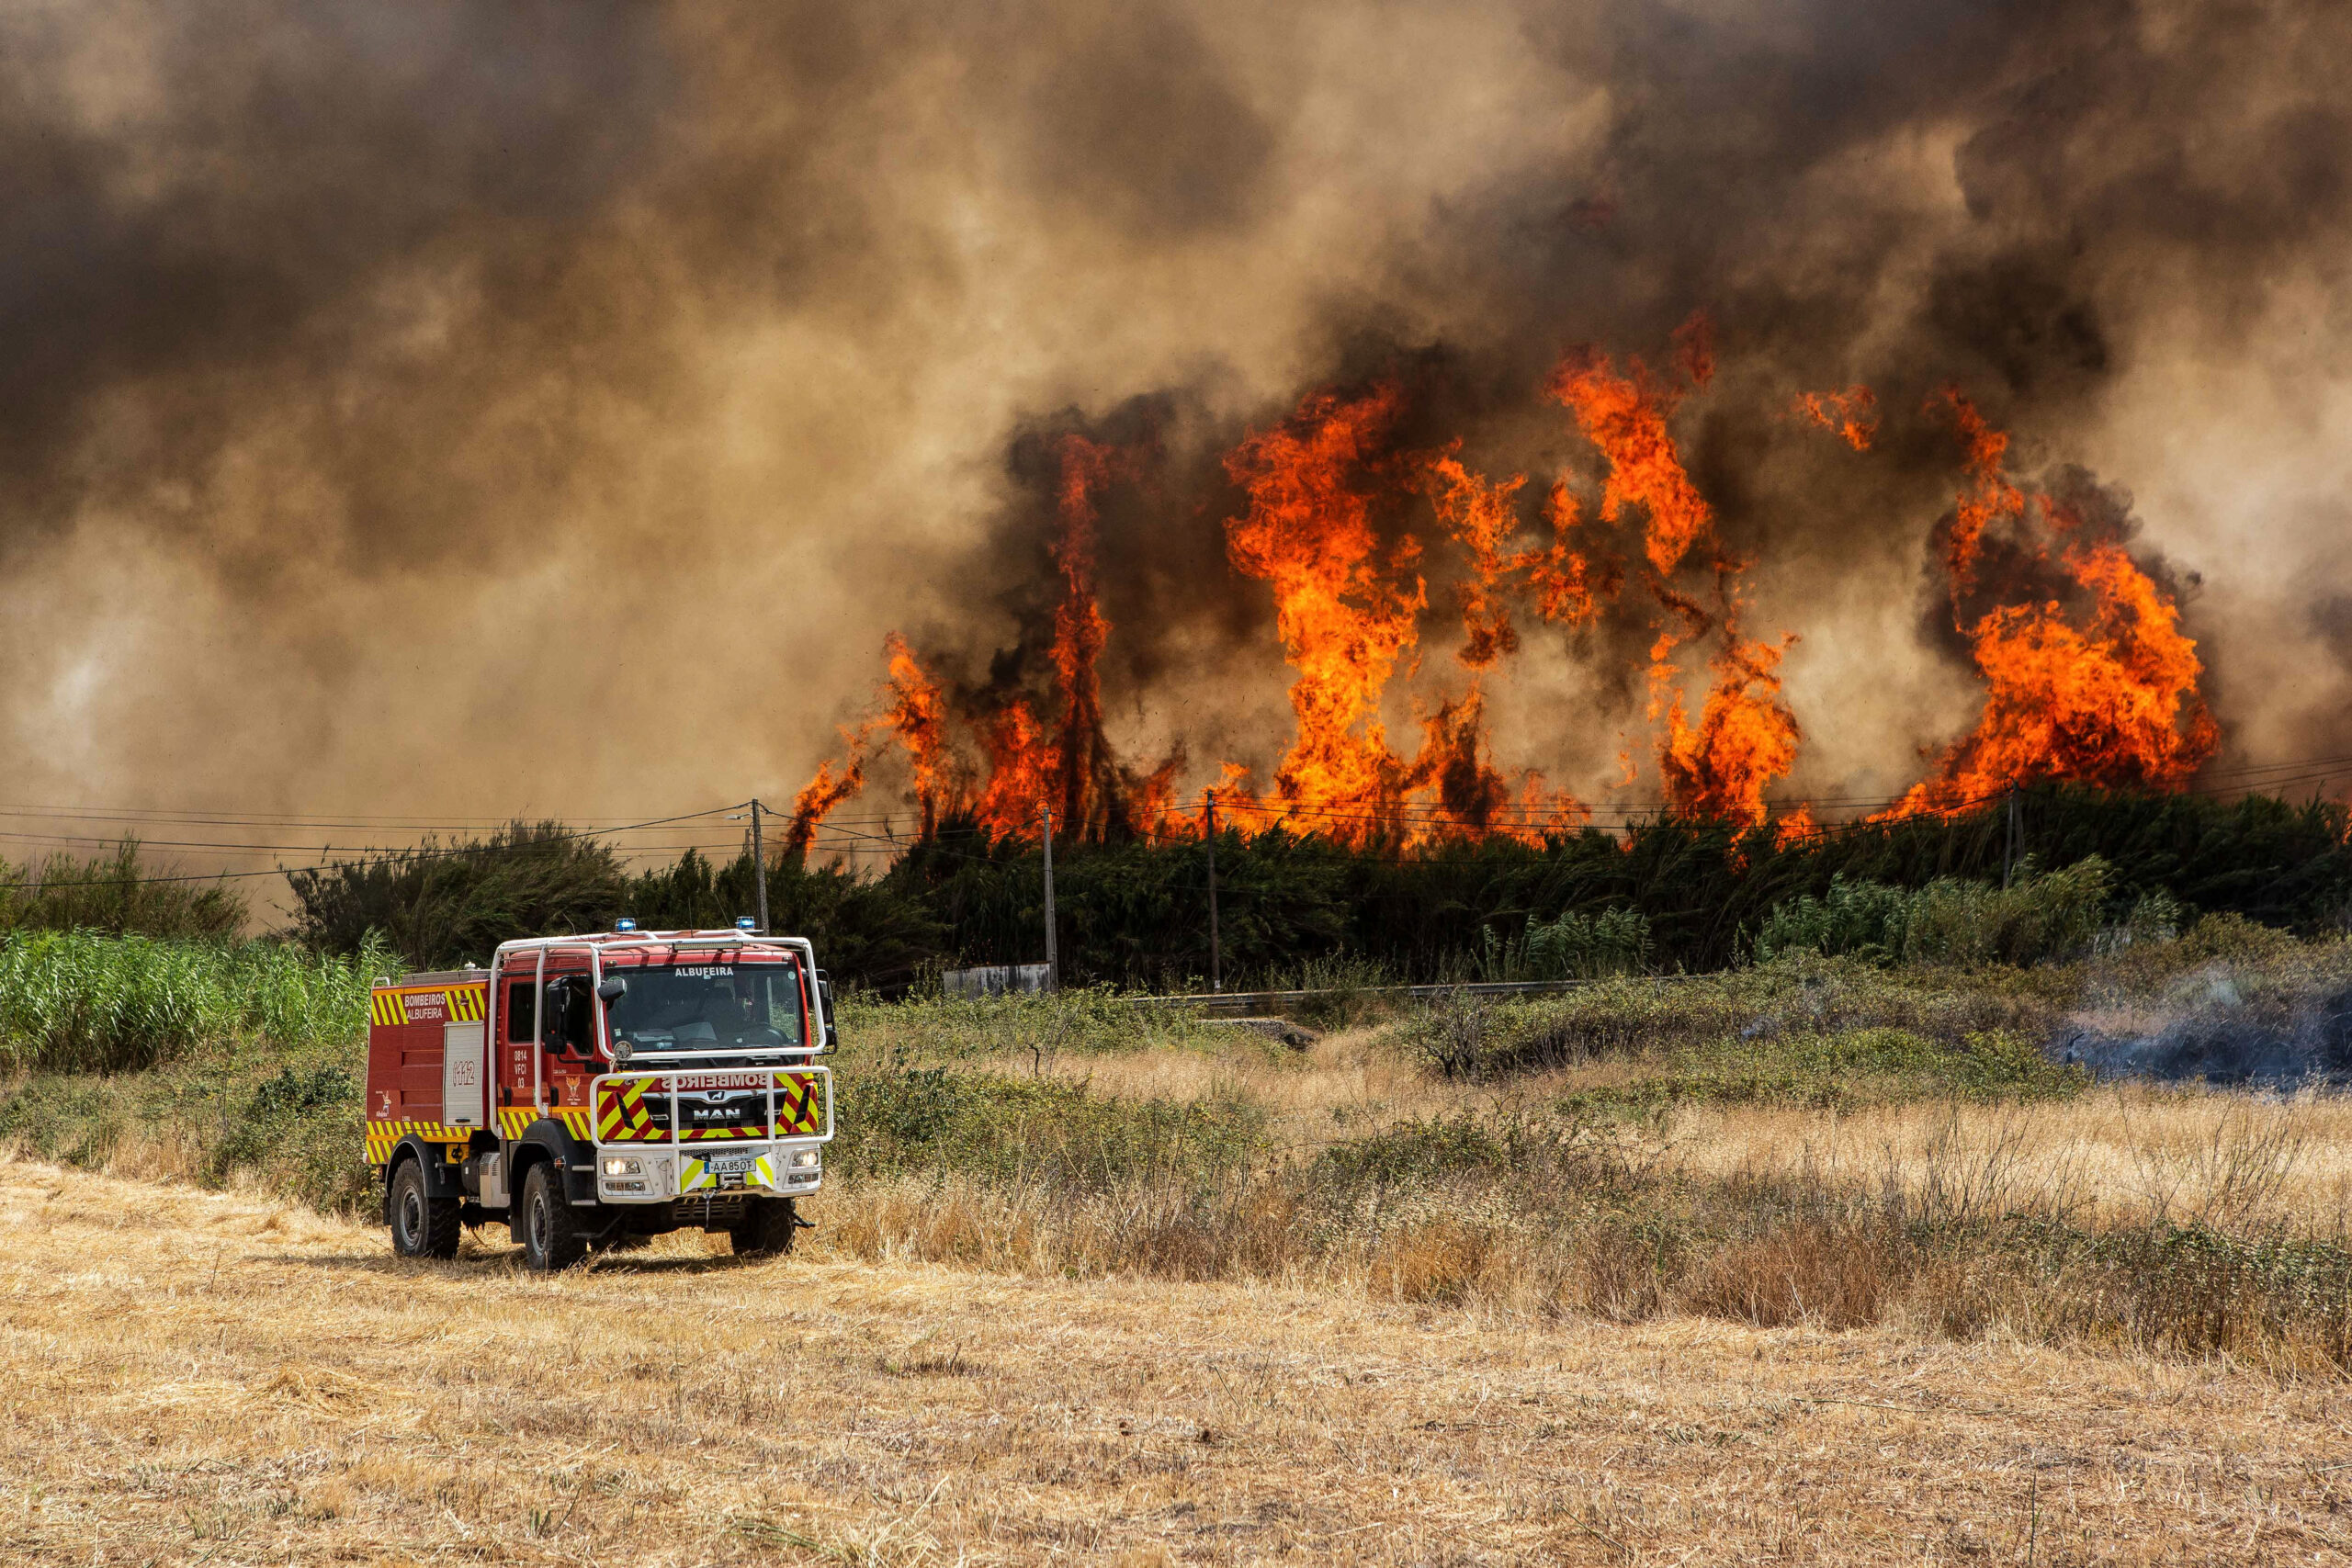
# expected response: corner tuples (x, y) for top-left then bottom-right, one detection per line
(789, 337), (2216, 855)
(1890, 393), (2218, 816)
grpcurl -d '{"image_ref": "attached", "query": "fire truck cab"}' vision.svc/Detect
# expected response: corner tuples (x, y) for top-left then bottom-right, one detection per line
(364, 923), (837, 1270)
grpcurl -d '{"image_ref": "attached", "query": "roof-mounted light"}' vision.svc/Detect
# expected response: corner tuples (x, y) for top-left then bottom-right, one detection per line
(615, 918), (639, 932)
(735, 917), (758, 931)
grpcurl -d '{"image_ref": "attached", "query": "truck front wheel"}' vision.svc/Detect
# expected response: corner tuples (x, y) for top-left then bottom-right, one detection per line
(389, 1158), (461, 1260)
(520, 1163), (587, 1271)
(729, 1197), (798, 1260)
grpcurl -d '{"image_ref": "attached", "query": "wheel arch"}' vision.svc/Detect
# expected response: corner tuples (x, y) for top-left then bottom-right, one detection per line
(510, 1117), (597, 1207)
(380, 1134), (461, 1224)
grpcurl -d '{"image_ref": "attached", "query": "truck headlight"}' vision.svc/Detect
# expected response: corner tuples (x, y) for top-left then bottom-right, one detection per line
(787, 1149), (820, 1169)
(603, 1156), (642, 1177)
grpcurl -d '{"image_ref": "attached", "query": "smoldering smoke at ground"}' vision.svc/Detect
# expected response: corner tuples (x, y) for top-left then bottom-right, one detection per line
(2070, 968), (2352, 1087)
(3, 0), (2347, 830)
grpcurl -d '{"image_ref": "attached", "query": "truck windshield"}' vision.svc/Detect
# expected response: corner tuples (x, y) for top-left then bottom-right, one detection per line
(606, 963), (806, 1053)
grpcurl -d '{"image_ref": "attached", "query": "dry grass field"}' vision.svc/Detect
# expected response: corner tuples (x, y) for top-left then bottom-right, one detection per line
(6, 1154), (2352, 1566)
(12, 942), (2352, 1562)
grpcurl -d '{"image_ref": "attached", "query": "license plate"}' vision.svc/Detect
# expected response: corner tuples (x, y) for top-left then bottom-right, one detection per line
(706, 1151), (760, 1174)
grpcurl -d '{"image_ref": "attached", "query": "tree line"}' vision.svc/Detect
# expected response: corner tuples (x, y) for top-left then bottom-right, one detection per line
(275, 785), (2352, 991)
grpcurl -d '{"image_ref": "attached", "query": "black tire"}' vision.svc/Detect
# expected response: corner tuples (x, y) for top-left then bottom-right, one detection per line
(389, 1157), (461, 1260)
(729, 1197), (798, 1260)
(520, 1162), (588, 1272)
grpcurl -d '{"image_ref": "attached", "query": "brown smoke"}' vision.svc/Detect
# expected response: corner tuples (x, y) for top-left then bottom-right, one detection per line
(3, 0), (2348, 874)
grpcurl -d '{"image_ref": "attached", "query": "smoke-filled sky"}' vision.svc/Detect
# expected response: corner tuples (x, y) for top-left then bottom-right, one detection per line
(6, 0), (2349, 873)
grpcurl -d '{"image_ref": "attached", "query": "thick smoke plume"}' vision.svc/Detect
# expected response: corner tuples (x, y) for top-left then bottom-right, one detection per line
(5, 1), (2349, 859)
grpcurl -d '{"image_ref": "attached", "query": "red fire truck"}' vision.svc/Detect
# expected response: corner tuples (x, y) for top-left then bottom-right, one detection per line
(364, 920), (837, 1270)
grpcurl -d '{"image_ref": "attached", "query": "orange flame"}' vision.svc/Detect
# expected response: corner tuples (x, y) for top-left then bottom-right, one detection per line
(1524, 480), (1621, 626)
(881, 632), (955, 836)
(1894, 399), (2216, 812)
(1548, 344), (1802, 826)
(973, 700), (1050, 839)
(1416, 451), (1525, 671)
(797, 354), (2220, 860)
(783, 752), (865, 860)
(1223, 383), (1427, 840)
(1795, 386), (1878, 451)
(1409, 689), (1511, 830)
(1658, 626), (1803, 827)
(780, 631), (954, 857)
(1941, 389), (2025, 605)
(1547, 351), (1716, 577)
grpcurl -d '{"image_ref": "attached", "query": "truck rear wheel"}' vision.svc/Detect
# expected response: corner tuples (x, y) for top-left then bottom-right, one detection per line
(729, 1197), (798, 1260)
(520, 1162), (587, 1271)
(389, 1158), (461, 1260)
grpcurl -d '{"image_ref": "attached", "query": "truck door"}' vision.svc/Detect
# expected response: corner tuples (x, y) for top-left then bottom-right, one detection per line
(498, 974), (537, 1118)
(541, 953), (594, 1110)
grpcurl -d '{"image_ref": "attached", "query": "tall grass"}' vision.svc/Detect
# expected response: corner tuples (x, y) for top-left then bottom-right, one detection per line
(828, 1087), (2352, 1373)
(0, 930), (383, 1072)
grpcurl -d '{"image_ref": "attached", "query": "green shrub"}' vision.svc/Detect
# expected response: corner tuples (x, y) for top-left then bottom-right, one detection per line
(1753, 858), (2114, 968)
(0, 842), (246, 941)
(210, 1064), (370, 1213)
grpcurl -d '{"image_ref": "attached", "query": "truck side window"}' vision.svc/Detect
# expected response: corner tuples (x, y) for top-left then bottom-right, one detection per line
(563, 976), (594, 1055)
(506, 981), (535, 1043)
(542, 975), (594, 1057)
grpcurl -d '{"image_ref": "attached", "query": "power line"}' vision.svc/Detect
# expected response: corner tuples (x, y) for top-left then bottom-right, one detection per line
(0, 805), (743, 892)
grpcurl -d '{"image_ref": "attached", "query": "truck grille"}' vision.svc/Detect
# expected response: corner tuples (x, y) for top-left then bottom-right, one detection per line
(593, 1070), (829, 1143)
(649, 1094), (764, 1134)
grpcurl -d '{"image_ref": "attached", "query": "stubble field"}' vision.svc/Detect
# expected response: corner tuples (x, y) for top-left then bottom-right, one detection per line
(5, 1156), (2350, 1566)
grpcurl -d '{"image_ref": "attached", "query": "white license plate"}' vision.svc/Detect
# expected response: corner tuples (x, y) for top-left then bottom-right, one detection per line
(705, 1151), (760, 1174)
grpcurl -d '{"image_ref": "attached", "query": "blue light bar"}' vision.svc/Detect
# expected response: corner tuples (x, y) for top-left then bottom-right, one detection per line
(615, 918), (639, 932)
(735, 917), (757, 931)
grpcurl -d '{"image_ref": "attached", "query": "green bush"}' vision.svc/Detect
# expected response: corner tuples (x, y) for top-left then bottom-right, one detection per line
(1753, 858), (2114, 967)
(265, 784), (2352, 989)
(797, 784), (2352, 988)
(286, 821), (628, 969)
(211, 1064), (370, 1213)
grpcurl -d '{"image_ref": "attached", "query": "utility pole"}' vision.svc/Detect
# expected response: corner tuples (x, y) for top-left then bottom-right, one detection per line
(2003, 783), (2020, 890)
(1204, 788), (1222, 993)
(1040, 804), (1058, 992)
(750, 798), (770, 933)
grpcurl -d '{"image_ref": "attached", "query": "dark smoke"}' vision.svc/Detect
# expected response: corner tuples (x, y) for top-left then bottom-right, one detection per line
(3, 0), (2346, 841)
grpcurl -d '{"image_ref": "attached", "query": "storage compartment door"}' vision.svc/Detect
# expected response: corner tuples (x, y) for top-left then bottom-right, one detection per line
(441, 1021), (487, 1128)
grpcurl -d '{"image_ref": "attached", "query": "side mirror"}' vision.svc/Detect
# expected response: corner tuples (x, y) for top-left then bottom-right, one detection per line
(540, 980), (570, 1045)
(595, 976), (628, 1004)
(817, 970), (840, 1050)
